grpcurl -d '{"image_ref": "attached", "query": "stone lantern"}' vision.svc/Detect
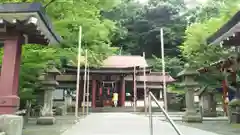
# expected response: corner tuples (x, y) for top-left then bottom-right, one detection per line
(177, 64), (202, 123)
(36, 65), (61, 125)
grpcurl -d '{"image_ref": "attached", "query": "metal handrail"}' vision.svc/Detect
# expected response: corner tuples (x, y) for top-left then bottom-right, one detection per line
(148, 91), (183, 135)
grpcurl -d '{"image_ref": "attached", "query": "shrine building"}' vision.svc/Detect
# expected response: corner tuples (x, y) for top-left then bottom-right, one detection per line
(55, 55), (175, 108)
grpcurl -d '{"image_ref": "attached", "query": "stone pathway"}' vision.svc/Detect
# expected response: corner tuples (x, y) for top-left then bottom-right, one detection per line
(62, 113), (222, 135)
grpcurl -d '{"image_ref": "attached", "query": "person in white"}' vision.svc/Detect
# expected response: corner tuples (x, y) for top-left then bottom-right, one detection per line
(112, 91), (118, 107)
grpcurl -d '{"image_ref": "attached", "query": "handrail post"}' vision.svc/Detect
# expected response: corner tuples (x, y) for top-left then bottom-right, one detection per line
(148, 93), (153, 135)
(149, 92), (183, 135)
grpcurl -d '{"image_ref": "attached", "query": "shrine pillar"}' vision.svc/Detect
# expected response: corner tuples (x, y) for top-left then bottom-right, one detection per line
(0, 35), (23, 114)
(133, 70), (137, 108)
(92, 79), (96, 108)
(78, 75), (84, 107)
(120, 76), (125, 106)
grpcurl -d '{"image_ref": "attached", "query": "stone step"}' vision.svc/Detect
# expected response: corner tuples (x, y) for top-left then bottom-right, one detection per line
(90, 107), (167, 112)
(91, 107), (142, 112)
(148, 116), (228, 121)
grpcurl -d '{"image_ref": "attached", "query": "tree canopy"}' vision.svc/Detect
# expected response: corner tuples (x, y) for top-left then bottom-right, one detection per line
(0, 0), (121, 102)
(180, 0), (240, 86)
(1, 0), (240, 100)
(105, 0), (187, 57)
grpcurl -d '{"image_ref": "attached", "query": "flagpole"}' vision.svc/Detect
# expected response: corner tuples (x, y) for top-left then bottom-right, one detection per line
(82, 49), (88, 116)
(143, 52), (147, 115)
(75, 26), (82, 119)
(86, 65), (90, 115)
(161, 28), (168, 112)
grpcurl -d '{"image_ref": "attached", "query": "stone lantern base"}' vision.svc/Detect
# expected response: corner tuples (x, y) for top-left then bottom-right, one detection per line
(0, 115), (23, 135)
(182, 111), (202, 123)
(228, 99), (240, 124)
(36, 117), (56, 125)
(202, 110), (217, 117)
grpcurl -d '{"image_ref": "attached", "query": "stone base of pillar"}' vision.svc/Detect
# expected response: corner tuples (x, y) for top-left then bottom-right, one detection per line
(0, 115), (23, 135)
(36, 117), (56, 125)
(55, 106), (67, 116)
(182, 111), (202, 123)
(0, 95), (20, 114)
(202, 111), (217, 117)
(228, 99), (240, 124)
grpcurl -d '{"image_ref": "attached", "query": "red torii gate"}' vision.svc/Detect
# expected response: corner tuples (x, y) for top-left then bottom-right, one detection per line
(0, 3), (60, 114)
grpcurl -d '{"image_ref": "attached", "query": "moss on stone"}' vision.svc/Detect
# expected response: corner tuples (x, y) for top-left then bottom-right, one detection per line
(229, 99), (240, 106)
(179, 82), (199, 87)
(46, 67), (61, 75)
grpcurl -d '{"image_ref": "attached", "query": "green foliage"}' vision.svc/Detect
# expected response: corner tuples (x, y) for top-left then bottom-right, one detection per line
(105, 0), (187, 57)
(180, 0), (240, 67)
(1, 0), (120, 66)
(0, 0), (121, 103)
(167, 84), (185, 94)
(180, 0), (240, 86)
(148, 55), (184, 77)
(0, 45), (74, 101)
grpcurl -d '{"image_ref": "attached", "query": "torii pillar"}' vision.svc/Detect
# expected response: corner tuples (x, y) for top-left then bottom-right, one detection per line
(0, 33), (23, 114)
(120, 76), (125, 106)
(0, 3), (60, 135)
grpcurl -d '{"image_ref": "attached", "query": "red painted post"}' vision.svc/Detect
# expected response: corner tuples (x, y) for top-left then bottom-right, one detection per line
(222, 80), (228, 116)
(0, 36), (22, 114)
(92, 79), (96, 108)
(99, 87), (102, 96)
(78, 76), (84, 107)
(120, 76), (125, 107)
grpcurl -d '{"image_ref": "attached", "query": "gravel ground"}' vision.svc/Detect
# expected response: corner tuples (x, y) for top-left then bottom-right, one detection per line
(175, 121), (240, 135)
(22, 115), (78, 135)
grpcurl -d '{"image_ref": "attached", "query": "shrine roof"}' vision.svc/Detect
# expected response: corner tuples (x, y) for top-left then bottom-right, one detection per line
(197, 55), (238, 73)
(207, 11), (240, 46)
(195, 86), (216, 96)
(102, 55), (148, 68)
(64, 55), (152, 74)
(64, 65), (151, 75)
(0, 2), (61, 44)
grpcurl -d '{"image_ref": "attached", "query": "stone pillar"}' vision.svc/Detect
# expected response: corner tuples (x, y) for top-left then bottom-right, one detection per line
(37, 66), (60, 125)
(92, 79), (96, 108)
(120, 76), (125, 107)
(64, 93), (72, 114)
(0, 35), (23, 114)
(65, 90), (72, 106)
(201, 93), (217, 117)
(43, 89), (54, 116)
(177, 64), (202, 123)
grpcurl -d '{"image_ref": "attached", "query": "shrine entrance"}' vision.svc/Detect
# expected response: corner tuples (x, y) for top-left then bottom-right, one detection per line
(96, 80), (120, 107)
(64, 65), (152, 108)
